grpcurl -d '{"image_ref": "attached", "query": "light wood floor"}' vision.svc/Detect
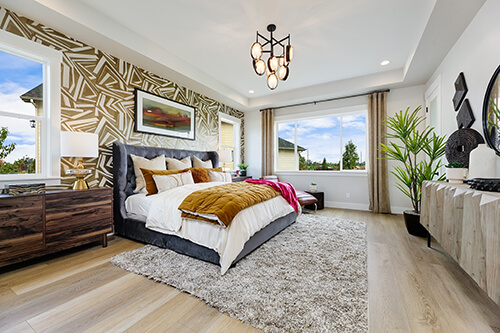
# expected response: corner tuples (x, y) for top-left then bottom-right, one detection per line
(1, 209), (499, 332)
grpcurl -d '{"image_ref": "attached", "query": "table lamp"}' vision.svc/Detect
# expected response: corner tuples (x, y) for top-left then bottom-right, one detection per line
(217, 149), (232, 171)
(61, 131), (98, 190)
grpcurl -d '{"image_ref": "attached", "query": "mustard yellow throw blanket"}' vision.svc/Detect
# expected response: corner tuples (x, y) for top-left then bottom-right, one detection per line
(179, 182), (279, 227)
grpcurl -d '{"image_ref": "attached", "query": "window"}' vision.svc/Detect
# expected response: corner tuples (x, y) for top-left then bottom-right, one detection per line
(0, 29), (61, 182)
(0, 50), (43, 174)
(219, 113), (241, 170)
(275, 110), (367, 171)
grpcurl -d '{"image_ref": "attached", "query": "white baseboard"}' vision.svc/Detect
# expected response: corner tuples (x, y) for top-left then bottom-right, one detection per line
(323, 201), (410, 214)
(390, 206), (411, 214)
(324, 201), (370, 211)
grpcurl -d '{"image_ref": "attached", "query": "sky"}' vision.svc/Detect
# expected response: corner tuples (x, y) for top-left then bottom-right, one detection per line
(0, 50), (43, 163)
(278, 113), (367, 165)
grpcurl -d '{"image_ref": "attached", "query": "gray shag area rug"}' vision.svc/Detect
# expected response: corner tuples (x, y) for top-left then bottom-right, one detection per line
(111, 214), (368, 332)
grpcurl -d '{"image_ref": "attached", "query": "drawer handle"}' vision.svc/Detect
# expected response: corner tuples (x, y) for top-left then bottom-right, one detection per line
(72, 196), (92, 200)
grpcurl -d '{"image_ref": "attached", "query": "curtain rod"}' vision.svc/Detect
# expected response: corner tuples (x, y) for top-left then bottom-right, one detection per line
(262, 89), (390, 111)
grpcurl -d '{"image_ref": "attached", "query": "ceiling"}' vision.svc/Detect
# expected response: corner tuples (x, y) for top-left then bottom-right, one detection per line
(0, 0), (486, 111)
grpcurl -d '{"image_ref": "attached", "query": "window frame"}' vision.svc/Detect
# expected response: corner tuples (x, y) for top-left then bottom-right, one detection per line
(218, 112), (241, 170)
(0, 29), (61, 185)
(274, 105), (368, 175)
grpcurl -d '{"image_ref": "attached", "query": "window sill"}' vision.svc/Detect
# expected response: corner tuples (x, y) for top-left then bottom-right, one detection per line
(0, 175), (61, 187)
(275, 170), (368, 178)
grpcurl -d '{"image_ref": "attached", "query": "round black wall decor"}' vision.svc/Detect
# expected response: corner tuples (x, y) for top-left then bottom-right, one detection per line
(445, 128), (484, 167)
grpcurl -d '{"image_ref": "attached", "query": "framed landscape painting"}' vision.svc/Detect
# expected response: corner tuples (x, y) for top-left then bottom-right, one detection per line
(134, 89), (196, 140)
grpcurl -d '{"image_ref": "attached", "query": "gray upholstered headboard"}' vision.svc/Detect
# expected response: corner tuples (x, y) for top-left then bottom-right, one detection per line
(112, 141), (219, 232)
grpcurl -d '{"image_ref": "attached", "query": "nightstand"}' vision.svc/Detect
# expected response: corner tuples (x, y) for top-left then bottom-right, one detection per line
(304, 191), (324, 210)
(232, 176), (252, 182)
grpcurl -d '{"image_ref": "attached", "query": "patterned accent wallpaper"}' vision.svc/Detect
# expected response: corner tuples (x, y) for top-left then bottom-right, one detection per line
(0, 7), (244, 188)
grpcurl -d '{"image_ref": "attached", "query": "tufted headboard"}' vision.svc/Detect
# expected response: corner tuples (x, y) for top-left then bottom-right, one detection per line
(112, 141), (219, 234)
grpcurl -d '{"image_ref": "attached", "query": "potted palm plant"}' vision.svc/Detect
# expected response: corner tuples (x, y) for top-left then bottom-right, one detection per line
(380, 106), (446, 236)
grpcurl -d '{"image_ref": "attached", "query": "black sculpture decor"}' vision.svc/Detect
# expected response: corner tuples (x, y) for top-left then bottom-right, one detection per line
(453, 72), (468, 111)
(468, 178), (500, 192)
(456, 99), (475, 129)
(445, 128), (484, 167)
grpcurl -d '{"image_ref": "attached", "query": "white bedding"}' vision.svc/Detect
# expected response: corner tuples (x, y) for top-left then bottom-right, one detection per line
(125, 191), (151, 218)
(125, 182), (295, 274)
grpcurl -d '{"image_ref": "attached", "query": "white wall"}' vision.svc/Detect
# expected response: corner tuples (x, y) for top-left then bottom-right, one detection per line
(245, 88), (425, 213)
(426, 0), (500, 175)
(386, 85), (426, 213)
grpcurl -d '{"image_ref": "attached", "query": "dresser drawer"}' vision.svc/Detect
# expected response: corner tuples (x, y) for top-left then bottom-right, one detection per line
(45, 189), (112, 249)
(0, 196), (44, 264)
(45, 189), (111, 213)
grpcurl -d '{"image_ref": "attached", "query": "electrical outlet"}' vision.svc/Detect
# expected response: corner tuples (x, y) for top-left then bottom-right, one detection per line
(346, 192), (350, 198)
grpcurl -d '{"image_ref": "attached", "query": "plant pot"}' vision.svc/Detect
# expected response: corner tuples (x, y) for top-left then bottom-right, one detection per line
(309, 184), (317, 192)
(403, 210), (428, 237)
(446, 168), (467, 184)
(239, 170), (246, 177)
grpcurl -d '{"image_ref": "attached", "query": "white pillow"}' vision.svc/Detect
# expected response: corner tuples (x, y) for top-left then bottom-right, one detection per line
(153, 171), (195, 193)
(208, 170), (232, 183)
(166, 156), (192, 170)
(130, 154), (166, 192)
(193, 155), (213, 168)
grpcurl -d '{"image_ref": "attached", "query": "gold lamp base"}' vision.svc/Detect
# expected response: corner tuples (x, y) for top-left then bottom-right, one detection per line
(66, 163), (92, 190)
(72, 179), (89, 190)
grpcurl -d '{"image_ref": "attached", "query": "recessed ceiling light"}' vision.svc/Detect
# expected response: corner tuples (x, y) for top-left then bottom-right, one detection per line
(380, 60), (390, 66)
(249, 90), (255, 94)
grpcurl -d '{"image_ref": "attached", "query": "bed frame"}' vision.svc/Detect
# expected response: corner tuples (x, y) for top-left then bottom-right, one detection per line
(113, 142), (296, 266)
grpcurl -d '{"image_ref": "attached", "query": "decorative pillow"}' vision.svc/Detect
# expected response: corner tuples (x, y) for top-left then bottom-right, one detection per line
(193, 155), (213, 168)
(153, 171), (195, 193)
(208, 170), (232, 183)
(140, 168), (185, 195)
(166, 156), (192, 170)
(188, 167), (211, 183)
(130, 154), (166, 192)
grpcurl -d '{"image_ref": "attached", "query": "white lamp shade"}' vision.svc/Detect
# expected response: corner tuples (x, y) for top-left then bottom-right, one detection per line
(217, 149), (232, 163)
(60, 131), (99, 158)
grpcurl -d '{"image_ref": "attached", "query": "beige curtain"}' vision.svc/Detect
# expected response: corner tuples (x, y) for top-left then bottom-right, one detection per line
(261, 108), (274, 177)
(368, 92), (391, 213)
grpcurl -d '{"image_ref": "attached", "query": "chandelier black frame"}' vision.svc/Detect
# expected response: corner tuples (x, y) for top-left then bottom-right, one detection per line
(250, 24), (293, 90)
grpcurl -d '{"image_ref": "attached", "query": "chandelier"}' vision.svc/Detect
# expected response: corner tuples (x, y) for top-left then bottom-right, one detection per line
(250, 24), (294, 90)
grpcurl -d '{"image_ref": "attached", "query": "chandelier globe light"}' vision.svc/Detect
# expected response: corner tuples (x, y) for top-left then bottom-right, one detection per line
(250, 24), (293, 90)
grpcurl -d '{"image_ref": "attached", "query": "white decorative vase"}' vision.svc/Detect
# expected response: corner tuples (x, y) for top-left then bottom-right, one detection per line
(309, 184), (317, 192)
(446, 168), (468, 184)
(468, 144), (497, 179)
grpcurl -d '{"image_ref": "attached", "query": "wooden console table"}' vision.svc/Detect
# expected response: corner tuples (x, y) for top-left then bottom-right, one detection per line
(421, 181), (500, 306)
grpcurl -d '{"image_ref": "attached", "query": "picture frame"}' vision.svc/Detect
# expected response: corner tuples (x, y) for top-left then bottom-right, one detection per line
(134, 88), (196, 140)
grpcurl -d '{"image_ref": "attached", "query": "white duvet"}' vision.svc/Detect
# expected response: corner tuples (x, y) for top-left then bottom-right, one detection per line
(128, 182), (295, 274)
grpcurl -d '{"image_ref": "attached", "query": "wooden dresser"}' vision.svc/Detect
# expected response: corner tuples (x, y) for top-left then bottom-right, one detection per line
(421, 181), (500, 306)
(0, 187), (112, 268)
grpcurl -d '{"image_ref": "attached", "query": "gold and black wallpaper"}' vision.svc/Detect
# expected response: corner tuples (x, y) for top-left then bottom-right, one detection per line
(0, 7), (244, 188)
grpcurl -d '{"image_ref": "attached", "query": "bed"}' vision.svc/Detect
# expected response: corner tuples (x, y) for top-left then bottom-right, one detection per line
(113, 142), (297, 273)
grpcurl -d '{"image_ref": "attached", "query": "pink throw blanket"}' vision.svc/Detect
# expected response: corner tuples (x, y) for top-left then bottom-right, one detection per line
(245, 178), (299, 213)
